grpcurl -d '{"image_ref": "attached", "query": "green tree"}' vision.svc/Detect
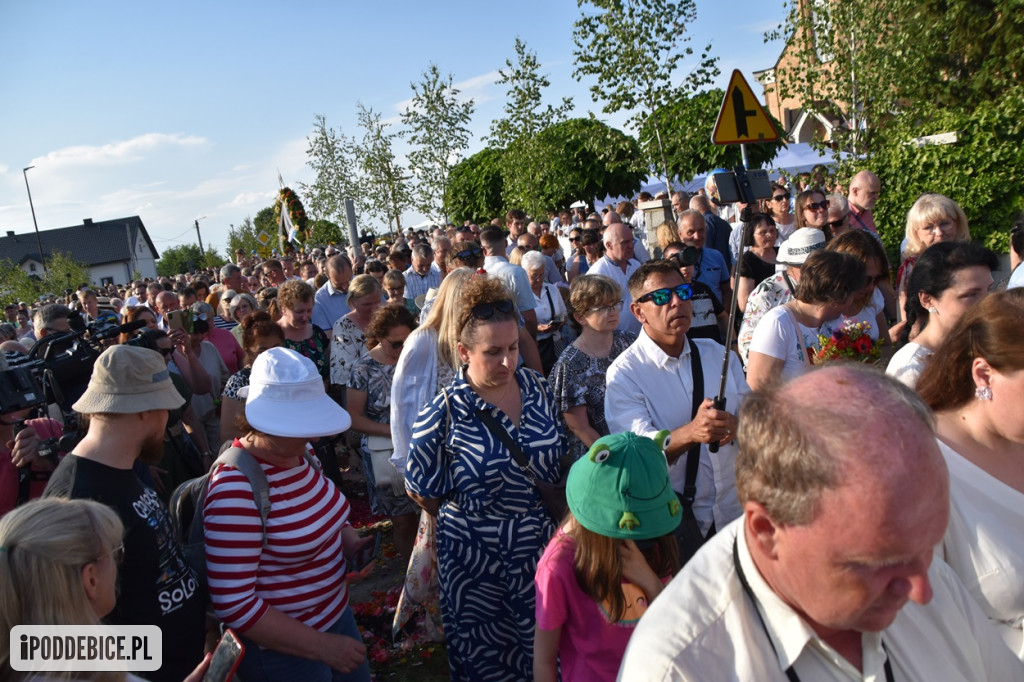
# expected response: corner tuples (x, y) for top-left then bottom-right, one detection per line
(309, 219), (343, 246)
(529, 117), (647, 212)
(446, 147), (507, 225)
(490, 38), (574, 218)
(573, 0), (719, 191)
(1, 251), (92, 304)
(401, 64), (475, 223)
(355, 102), (413, 235)
(298, 114), (361, 233)
(226, 216), (263, 259)
(157, 244), (208, 276)
(640, 89), (785, 181)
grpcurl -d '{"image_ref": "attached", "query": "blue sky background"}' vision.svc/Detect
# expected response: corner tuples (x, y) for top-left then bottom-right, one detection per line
(0, 1), (784, 257)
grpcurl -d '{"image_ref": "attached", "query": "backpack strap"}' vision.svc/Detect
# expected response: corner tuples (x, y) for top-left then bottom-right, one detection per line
(214, 447), (272, 548)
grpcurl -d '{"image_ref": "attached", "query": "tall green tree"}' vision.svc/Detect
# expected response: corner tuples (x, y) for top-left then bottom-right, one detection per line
(157, 243), (222, 276)
(309, 219), (343, 246)
(1, 252), (92, 304)
(446, 147), (507, 226)
(401, 64), (475, 223)
(355, 102), (413, 235)
(573, 0), (719, 191)
(298, 114), (361, 233)
(639, 89), (785, 181)
(490, 38), (574, 218)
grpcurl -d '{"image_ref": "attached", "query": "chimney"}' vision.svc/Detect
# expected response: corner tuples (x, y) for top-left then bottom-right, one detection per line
(83, 218), (93, 225)
(5, 231), (13, 238)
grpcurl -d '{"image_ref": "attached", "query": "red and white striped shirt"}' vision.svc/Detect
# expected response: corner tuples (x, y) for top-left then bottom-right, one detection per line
(203, 451), (350, 633)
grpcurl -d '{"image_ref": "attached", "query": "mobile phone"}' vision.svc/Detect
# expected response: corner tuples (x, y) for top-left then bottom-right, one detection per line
(165, 309), (188, 332)
(202, 629), (245, 682)
(348, 533), (381, 573)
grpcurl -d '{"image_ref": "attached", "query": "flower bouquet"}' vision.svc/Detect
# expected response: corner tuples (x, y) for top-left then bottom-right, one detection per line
(812, 320), (883, 365)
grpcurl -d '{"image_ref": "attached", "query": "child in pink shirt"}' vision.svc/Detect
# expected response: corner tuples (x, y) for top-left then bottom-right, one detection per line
(534, 431), (682, 682)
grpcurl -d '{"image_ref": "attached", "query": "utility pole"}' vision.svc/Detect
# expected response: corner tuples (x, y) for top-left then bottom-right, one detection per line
(194, 216), (207, 255)
(23, 166), (46, 276)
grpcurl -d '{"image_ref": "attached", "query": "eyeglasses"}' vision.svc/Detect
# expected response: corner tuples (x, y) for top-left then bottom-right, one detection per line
(454, 246), (482, 260)
(772, 193), (791, 202)
(470, 299), (514, 320)
(804, 200), (830, 212)
(96, 543), (124, 566)
(637, 284), (693, 305)
(825, 216), (848, 230)
(585, 301), (624, 314)
(381, 337), (405, 351)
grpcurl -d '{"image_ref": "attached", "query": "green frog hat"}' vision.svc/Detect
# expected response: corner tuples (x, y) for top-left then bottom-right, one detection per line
(566, 430), (682, 540)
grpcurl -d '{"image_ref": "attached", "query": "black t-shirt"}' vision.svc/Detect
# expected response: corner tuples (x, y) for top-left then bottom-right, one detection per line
(739, 250), (777, 288)
(43, 455), (205, 682)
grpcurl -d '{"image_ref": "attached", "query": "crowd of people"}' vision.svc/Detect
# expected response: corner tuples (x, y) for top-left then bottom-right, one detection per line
(1, 170), (1023, 682)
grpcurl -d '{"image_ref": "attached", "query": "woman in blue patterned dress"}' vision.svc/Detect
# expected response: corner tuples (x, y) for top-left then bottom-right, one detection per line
(406, 274), (566, 681)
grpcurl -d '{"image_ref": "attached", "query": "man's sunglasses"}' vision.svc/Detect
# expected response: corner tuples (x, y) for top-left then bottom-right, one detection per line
(826, 216), (847, 231)
(637, 284), (693, 305)
(471, 299), (514, 320)
(454, 246), (483, 260)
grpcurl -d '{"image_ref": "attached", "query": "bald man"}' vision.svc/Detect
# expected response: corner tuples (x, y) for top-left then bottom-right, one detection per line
(587, 223), (642, 334)
(620, 365), (1022, 681)
(847, 170), (881, 234)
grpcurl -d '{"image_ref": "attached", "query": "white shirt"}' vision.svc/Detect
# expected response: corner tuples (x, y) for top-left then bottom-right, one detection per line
(821, 288), (885, 341)
(885, 342), (933, 389)
(605, 330), (747, 533)
(618, 519), (1024, 681)
(937, 439), (1024, 660)
(748, 305), (817, 381)
(483, 256), (536, 313)
(389, 327), (440, 475)
(587, 255), (641, 335)
(533, 282), (567, 340)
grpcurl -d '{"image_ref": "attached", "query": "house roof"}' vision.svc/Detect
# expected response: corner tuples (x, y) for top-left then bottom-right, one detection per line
(0, 216), (159, 267)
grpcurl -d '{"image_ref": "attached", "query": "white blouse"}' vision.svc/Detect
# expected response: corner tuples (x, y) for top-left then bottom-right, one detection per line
(937, 439), (1024, 660)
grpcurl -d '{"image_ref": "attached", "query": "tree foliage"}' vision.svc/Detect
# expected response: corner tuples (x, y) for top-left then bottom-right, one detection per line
(355, 102), (413, 235)
(1, 252), (92, 305)
(226, 216), (263, 260)
(157, 243), (223, 276)
(298, 114), (361, 233)
(573, 0), (718, 187)
(309, 219), (343, 246)
(401, 64), (475, 223)
(640, 89), (785, 181)
(769, 0), (1024, 251)
(446, 147), (507, 225)
(490, 38), (574, 218)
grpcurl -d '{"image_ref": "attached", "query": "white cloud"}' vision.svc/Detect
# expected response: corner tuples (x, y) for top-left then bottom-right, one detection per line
(28, 133), (208, 169)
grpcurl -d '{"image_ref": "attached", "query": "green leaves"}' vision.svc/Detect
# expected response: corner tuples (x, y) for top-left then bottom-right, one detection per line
(157, 244), (224, 277)
(355, 103), (412, 234)
(401, 64), (475, 223)
(298, 114), (360, 234)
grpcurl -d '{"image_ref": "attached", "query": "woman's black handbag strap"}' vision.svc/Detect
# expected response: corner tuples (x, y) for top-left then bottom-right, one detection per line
(476, 408), (536, 481)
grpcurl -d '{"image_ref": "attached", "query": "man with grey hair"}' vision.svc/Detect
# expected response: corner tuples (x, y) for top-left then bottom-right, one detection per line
(826, 193), (852, 238)
(313, 254), (353, 336)
(619, 365), (1022, 681)
(431, 235), (452, 277)
(671, 190), (689, 221)
(404, 243), (441, 302)
(30, 303), (72, 343)
(690, 192), (734, 270)
(220, 263), (243, 293)
(587, 222), (642, 334)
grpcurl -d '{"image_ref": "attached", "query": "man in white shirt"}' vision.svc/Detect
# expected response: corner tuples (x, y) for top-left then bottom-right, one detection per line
(480, 225), (537, 338)
(606, 259), (747, 542)
(619, 365), (1022, 681)
(588, 222), (644, 335)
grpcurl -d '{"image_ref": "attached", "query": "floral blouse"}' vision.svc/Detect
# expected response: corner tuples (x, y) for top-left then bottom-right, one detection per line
(283, 325), (330, 381)
(330, 315), (368, 387)
(737, 272), (797, 368)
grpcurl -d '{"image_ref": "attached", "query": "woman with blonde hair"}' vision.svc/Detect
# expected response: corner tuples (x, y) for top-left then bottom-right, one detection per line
(277, 279), (330, 381)
(329, 275), (383, 392)
(896, 193), (971, 324)
(917, 289), (1024, 659)
(0, 497), (211, 681)
(652, 220), (679, 260)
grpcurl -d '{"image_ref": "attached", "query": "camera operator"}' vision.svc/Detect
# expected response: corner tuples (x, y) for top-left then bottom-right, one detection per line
(0, 351), (64, 515)
(24, 303), (71, 344)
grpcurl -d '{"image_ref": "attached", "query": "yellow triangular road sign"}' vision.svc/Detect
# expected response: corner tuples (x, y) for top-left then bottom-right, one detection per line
(712, 70), (780, 145)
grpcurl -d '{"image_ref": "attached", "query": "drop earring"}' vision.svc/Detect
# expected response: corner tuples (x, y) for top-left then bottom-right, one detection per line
(975, 386), (993, 401)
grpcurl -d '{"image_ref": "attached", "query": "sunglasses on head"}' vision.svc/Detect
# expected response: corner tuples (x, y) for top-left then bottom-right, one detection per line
(471, 299), (514, 320)
(454, 246), (482, 260)
(637, 283), (693, 305)
(805, 200), (830, 212)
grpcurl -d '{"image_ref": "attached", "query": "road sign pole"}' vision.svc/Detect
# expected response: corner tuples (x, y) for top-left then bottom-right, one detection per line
(740, 143), (749, 171)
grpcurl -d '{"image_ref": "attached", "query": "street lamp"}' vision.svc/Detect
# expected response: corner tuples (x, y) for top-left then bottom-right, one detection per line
(23, 165), (46, 276)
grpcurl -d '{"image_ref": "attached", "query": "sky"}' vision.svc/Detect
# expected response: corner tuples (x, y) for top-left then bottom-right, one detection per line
(0, 1), (785, 259)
